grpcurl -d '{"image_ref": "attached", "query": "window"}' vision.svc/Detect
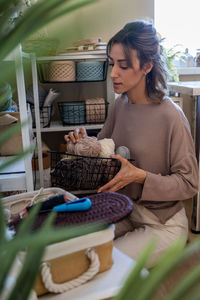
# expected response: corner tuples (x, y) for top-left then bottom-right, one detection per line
(154, 0), (200, 56)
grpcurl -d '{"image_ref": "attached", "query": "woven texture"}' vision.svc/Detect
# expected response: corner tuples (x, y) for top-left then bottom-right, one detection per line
(58, 102), (86, 125)
(10, 192), (133, 231)
(85, 98), (106, 123)
(31, 105), (52, 128)
(50, 152), (135, 190)
(48, 61), (75, 82)
(76, 61), (104, 81)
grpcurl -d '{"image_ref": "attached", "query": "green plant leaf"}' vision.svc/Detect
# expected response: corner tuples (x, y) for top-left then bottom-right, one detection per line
(0, 200), (6, 244)
(0, 119), (27, 147)
(117, 238), (186, 300)
(181, 285), (200, 300)
(0, 242), (21, 293)
(7, 245), (45, 300)
(0, 146), (35, 174)
(0, 0), (100, 60)
(113, 238), (156, 300)
(165, 263), (200, 300)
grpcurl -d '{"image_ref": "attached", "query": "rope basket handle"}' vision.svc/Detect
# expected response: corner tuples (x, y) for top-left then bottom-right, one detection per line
(40, 247), (100, 294)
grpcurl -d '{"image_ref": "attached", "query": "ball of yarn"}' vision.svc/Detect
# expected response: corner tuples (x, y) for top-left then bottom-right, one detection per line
(66, 140), (76, 154)
(75, 137), (101, 157)
(115, 146), (130, 159)
(98, 138), (115, 158)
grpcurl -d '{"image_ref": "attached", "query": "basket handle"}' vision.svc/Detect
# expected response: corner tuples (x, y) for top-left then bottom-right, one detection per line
(40, 247), (100, 293)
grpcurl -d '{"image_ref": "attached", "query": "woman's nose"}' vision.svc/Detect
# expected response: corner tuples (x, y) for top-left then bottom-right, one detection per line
(110, 65), (118, 79)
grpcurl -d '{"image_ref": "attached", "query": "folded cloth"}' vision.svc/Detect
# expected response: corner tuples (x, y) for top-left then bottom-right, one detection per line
(0, 113), (18, 126)
(43, 88), (59, 107)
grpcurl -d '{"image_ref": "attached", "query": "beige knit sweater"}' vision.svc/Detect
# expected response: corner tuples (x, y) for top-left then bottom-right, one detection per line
(97, 95), (198, 223)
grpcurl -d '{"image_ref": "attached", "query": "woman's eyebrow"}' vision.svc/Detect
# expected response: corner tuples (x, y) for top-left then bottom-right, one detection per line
(108, 56), (128, 63)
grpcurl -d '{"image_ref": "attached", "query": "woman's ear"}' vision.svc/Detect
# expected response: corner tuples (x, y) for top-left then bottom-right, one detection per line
(143, 61), (153, 75)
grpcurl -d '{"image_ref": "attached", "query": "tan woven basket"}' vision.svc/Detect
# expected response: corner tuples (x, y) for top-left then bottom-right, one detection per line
(48, 61), (75, 82)
(85, 98), (106, 123)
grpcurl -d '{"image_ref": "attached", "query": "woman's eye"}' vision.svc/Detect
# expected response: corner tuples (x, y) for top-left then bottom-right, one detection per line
(109, 63), (114, 67)
(120, 66), (128, 70)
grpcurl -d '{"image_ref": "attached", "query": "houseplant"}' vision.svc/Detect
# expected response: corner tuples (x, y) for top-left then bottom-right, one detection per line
(0, 1), (104, 300)
(1, 1), (200, 300)
(161, 42), (185, 82)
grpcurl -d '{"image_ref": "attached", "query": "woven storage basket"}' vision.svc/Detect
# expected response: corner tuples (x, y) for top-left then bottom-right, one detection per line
(50, 151), (135, 191)
(58, 102), (86, 125)
(76, 61), (104, 81)
(48, 61), (76, 82)
(85, 98), (106, 123)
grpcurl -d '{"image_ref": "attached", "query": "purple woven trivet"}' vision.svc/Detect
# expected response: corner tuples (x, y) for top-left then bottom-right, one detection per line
(10, 192), (133, 230)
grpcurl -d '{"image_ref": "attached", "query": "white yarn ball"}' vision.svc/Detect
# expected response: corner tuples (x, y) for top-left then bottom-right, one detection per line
(115, 146), (130, 159)
(98, 138), (115, 158)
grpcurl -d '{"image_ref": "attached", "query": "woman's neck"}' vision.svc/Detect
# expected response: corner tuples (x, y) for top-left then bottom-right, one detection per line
(127, 76), (152, 104)
(127, 90), (152, 104)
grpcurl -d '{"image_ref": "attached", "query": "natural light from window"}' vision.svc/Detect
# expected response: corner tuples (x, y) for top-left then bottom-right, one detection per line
(154, 0), (200, 57)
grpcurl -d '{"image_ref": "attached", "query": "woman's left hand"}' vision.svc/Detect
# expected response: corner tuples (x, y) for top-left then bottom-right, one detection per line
(97, 154), (147, 193)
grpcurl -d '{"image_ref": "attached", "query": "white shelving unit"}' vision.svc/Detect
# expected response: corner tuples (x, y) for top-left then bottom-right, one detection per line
(31, 51), (115, 188)
(0, 45), (34, 192)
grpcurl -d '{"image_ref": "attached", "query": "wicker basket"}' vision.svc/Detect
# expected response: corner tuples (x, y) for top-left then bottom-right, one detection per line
(50, 151), (135, 191)
(76, 61), (104, 81)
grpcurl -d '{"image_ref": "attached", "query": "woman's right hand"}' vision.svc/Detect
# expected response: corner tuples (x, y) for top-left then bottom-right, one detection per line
(64, 127), (87, 144)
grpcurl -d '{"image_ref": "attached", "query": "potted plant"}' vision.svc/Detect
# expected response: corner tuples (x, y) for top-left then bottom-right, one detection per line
(161, 42), (185, 82)
(1, 2), (200, 300)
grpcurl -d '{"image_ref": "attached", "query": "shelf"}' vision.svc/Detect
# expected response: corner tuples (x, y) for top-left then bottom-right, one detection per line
(1, 45), (34, 192)
(39, 79), (107, 84)
(178, 67), (200, 75)
(30, 51), (113, 189)
(168, 81), (200, 96)
(0, 157), (26, 191)
(37, 50), (107, 62)
(33, 121), (104, 132)
(4, 46), (30, 61)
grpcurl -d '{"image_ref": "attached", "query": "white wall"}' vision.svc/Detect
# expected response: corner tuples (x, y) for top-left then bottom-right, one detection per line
(45, 0), (154, 52)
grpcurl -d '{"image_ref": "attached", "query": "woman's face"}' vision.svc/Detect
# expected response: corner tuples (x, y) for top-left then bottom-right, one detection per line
(108, 43), (146, 95)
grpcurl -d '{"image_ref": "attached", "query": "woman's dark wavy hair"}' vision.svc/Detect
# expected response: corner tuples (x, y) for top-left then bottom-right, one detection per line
(106, 20), (168, 102)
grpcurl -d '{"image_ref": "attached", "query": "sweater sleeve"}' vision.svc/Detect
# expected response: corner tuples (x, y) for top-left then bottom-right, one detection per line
(97, 100), (116, 140)
(140, 113), (199, 201)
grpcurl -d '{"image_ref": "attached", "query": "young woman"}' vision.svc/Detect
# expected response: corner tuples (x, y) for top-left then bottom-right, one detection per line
(65, 20), (198, 265)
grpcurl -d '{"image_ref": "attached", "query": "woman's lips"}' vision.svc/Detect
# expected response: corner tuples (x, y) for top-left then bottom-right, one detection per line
(113, 82), (122, 89)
